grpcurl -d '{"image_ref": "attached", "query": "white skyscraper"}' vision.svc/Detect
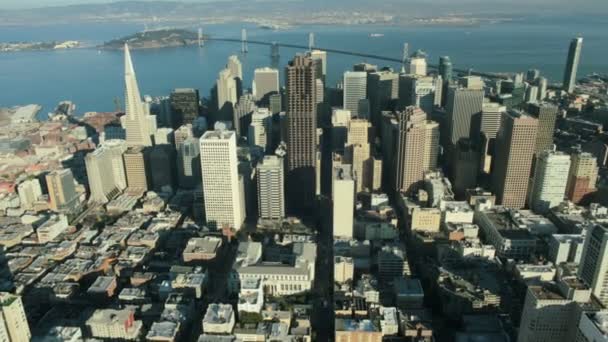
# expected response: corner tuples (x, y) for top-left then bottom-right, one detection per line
(227, 55), (243, 81)
(0, 293), (31, 342)
(104, 140), (128, 191)
(526, 85), (539, 104)
(253, 67), (279, 101)
(200, 130), (245, 230)
(217, 68), (238, 112)
(333, 165), (355, 238)
(309, 50), (327, 77)
(17, 179), (42, 210)
(120, 44), (157, 147)
(411, 75), (436, 114)
(408, 52), (427, 76)
(579, 224), (608, 307)
(343, 71), (367, 117)
(248, 108), (273, 152)
(529, 151), (571, 214)
(257, 155), (285, 220)
(86, 147), (122, 204)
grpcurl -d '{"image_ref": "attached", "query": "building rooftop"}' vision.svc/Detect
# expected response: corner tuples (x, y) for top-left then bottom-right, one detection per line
(586, 311), (608, 337)
(203, 303), (234, 325)
(529, 285), (566, 301)
(183, 236), (222, 256)
(147, 321), (179, 340)
(335, 319), (378, 332)
(394, 278), (424, 296)
(201, 130), (235, 141)
(87, 276), (116, 293)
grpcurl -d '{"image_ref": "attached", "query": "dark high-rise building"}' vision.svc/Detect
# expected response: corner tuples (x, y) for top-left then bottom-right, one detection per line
(439, 56), (453, 106)
(563, 37), (583, 93)
(367, 70), (398, 128)
(285, 55), (318, 214)
(177, 137), (201, 189)
(269, 93), (282, 114)
(149, 145), (176, 192)
(492, 111), (538, 209)
(528, 102), (559, 155)
(452, 139), (480, 198)
(526, 69), (540, 83)
(439, 56), (453, 82)
(170, 88), (200, 126)
(446, 86), (484, 146)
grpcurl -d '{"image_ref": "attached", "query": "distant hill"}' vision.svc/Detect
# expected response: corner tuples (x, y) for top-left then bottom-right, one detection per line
(100, 29), (203, 50)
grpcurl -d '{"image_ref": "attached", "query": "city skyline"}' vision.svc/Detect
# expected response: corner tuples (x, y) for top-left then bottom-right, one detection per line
(0, 3), (607, 340)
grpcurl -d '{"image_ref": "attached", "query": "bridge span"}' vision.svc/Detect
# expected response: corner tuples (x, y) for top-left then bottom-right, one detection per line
(203, 37), (510, 80)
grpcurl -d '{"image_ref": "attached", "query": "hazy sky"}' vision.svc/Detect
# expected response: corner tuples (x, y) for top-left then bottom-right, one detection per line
(2, 0), (606, 11)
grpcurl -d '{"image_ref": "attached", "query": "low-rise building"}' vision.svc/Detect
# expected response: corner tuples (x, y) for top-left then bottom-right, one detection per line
(146, 321), (180, 342)
(87, 276), (118, 297)
(86, 307), (143, 340)
(171, 272), (207, 299)
(410, 208), (441, 232)
(230, 241), (316, 296)
(475, 207), (537, 260)
(394, 277), (424, 309)
(183, 236), (222, 262)
(549, 234), (585, 264)
(203, 304), (235, 335)
(335, 256), (354, 284)
(515, 264), (557, 282)
(335, 319), (382, 342)
(37, 215), (69, 244)
(238, 278), (264, 313)
(377, 244), (410, 282)
(379, 307), (399, 336)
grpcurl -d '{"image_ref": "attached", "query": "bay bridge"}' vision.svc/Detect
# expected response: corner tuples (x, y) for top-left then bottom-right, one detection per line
(197, 28), (510, 80)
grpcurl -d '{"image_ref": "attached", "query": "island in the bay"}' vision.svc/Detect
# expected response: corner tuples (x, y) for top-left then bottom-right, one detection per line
(100, 29), (206, 50)
(0, 40), (79, 52)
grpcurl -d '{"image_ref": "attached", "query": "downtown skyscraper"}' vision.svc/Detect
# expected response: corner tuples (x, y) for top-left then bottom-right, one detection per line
(121, 44), (157, 147)
(394, 106), (427, 194)
(563, 37), (583, 93)
(492, 111), (538, 209)
(343, 71), (367, 117)
(285, 55), (318, 214)
(199, 130), (245, 230)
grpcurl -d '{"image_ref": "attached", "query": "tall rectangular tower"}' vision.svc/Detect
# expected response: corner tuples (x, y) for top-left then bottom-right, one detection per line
(200, 130), (245, 230)
(46, 169), (79, 212)
(446, 86), (484, 146)
(85, 147), (121, 203)
(285, 55), (318, 214)
(257, 155), (285, 221)
(563, 37), (583, 93)
(333, 165), (355, 238)
(394, 107), (427, 194)
(0, 293), (31, 341)
(253, 67), (279, 102)
(528, 102), (559, 155)
(579, 224), (608, 307)
(566, 152), (599, 204)
(528, 150), (571, 214)
(170, 88), (200, 125)
(123, 146), (150, 192)
(343, 71), (367, 117)
(491, 111), (538, 209)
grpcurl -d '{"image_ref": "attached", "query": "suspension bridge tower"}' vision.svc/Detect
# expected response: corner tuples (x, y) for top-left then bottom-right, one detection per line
(308, 32), (315, 51)
(241, 28), (248, 54)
